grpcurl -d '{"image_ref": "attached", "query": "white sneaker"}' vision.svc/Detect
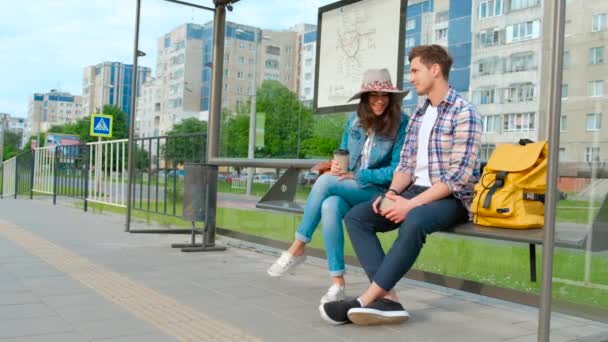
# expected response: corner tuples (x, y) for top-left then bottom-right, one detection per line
(267, 252), (306, 277)
(320, 284), (346, 304)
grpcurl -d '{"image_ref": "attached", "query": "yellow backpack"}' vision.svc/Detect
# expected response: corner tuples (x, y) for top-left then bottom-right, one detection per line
(471, 140), (548, 229)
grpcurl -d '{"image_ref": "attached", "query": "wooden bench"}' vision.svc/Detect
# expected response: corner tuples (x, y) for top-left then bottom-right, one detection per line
(256, 167), (607, 282)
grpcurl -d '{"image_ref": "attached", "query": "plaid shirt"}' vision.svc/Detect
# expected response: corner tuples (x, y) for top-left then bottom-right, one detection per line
(396, 87), (482, 207)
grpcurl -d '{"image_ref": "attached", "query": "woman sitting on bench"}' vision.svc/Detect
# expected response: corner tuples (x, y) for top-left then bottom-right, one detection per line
(267, 68), (409, 303)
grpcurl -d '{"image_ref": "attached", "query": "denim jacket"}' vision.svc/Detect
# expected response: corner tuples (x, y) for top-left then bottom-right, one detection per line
(339, 112), (409, 188)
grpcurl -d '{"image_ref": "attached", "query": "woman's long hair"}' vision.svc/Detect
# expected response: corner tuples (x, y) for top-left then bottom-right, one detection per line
(356, 93), (402, 138)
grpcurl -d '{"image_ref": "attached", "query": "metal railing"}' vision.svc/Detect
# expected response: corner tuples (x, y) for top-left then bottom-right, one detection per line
(55, 144), (89, 202)
(130, 133), (206, 217)
(87, 139), (128, 208)
(33, 146), (56, 195)
(1, 157), (16, 198)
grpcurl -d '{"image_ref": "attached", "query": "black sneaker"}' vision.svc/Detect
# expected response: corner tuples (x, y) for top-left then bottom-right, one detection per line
(347, 298), (410, 325)
(319, 299), (361, 325)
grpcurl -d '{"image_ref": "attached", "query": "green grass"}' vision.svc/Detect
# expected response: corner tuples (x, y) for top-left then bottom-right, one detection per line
(79, 200), (608, 311)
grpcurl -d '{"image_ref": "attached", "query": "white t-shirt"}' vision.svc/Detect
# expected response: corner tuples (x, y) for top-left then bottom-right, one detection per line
(360, 132), (374, 169)
(414, 105), (438, 187)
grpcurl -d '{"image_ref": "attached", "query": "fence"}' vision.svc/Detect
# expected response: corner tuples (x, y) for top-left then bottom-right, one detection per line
(55, 144), (89, 201)
(87, 139), (128, 208)
(1, 157), (16, 198)
(33, 146), (56, 195)
(131, 133), (206, 217)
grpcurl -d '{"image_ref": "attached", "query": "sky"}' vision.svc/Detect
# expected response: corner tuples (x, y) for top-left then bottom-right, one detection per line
(0, 0), (334, 118)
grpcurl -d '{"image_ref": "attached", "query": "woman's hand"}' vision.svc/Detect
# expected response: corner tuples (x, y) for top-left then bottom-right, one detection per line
(326, 159), (344, 176)
(337, 171), (354, 181)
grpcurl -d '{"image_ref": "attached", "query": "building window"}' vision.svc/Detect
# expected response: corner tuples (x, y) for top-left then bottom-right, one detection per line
(225, 39), (231, 48)
(482, 115), (501, 133)
(247, 72), (253, 80)
(479, 0), (503, 19)
(505, 83), (535, 103)
(586, 113), (602, 131)
(285, 47), (293, 53)
(586, 147), (600, 162)
(305, 72), (312, 81)
(509, 21), (538, 42)
(476, 57), (502, 75)
(238, 56), (245, 64)
(304, 87), (311, 96)
(436, 11), (449, 23)
(509, 52), (535, 72)
(479, 29), (501, 47)
(590, 47), (605, 64)
(435, 28), (448, 41)
(406, 19), (416, 30)
(237, 71), (244, 80)
(559, 147), (566, 160)
(561, 115), (567, 132)
(265, 59), (279, 69)
(266, 46), (281, 55)
(503, 112), (535, 132)
(563, 50), (570, 69)
(510, 0), (539, 11)
(405, 37), (415, 48)
(249, 58), (255, 64)
(239, 42), (245, 49)
(224, 69), (230, 77)
(592, 14), (608, 32)
(305, 58), (313, 66)
(561, 84), (568, 99)
(589, 80), (604, 97)
(474, 88), (497, 105)
(480, 144), (496, 161)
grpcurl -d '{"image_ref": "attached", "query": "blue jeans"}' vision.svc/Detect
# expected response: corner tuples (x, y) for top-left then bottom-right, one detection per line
(296, 174), (382, 277)
(344, 185), (469, 290)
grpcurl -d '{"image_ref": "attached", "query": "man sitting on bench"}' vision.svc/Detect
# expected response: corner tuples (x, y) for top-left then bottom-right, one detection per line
(319, 45), (482, 326)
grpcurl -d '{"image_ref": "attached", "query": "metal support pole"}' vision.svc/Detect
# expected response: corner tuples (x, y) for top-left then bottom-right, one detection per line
(125, 0), (142, 232)
(538, 0), (566, 341)
(246, 31), (259, 196)
(84, 145), (89, 212)
(53, 147), (58, 205)
(14, 155), (18, 199)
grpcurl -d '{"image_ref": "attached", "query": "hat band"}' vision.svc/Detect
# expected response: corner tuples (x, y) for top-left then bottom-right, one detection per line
(360, 80), (399, 92)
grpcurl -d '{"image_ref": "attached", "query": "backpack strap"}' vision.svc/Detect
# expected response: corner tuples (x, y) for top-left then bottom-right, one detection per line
(524, 192), (545, 203)
(483, 171), (507, 209)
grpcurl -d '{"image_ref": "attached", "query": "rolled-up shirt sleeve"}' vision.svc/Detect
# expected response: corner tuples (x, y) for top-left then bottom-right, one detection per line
(395, 122), (415, 176)
(439, 105), (482, 196)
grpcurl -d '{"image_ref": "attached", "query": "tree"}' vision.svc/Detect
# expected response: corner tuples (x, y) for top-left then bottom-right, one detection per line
(2, 131), (22, 160)
(256, 81), (314, 158)
(301, 113), (349, 158)
(163, 117), (208, 164)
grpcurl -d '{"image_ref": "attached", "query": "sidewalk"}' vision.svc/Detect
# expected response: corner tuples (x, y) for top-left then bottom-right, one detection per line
(0, 198), (606, 341)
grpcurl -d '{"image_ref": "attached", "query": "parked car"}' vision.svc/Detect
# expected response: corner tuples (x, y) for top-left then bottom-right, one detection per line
(299, 171), (318, 185)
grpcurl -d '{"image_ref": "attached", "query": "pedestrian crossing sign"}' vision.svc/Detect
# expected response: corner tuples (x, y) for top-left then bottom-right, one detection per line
(90, 113), (113, 137)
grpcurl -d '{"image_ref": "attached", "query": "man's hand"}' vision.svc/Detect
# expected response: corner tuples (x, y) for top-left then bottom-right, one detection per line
(381, 192), (419, 223)
(372, 196), (383, 214)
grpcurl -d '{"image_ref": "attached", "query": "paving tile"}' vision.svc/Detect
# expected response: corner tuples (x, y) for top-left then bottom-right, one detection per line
(0, 303), (56, 320)
(0, 316), (73, 339)
(93, 332), (178, 342)
(72, 318), (158, 341)
(0, 332), (87, 342)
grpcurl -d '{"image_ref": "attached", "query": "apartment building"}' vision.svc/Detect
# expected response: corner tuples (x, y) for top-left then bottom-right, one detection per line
(560, 0), (608, 163)
(82, 62), (151, 121)
(25, 90), (83, 140)
(299, 30), (317, 105)
(469, 0), (543, 160)
(402, 0), (473, 115)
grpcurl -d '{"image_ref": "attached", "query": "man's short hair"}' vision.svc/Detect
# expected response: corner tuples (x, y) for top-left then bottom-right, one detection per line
(408, 45), (453, 81)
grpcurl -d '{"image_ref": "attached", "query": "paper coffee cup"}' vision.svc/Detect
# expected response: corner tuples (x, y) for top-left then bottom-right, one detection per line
(333, 149), (349, 171)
